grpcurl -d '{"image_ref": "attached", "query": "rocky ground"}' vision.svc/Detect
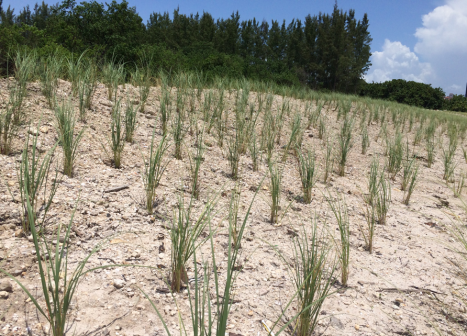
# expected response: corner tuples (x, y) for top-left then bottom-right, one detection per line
(0, 78), (466, 336)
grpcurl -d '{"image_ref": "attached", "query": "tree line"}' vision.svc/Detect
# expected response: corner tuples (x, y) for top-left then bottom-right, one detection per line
(360, 79), (467, 112)
(0, 0), (372, 93)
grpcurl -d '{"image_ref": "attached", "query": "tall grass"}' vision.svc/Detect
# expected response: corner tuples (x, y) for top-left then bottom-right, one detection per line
(362, 204), (376, 253)
(188, 131), (205, 199)
(297, 149), (317, 204)
(170, 196), (214, 292)
(227, 132), (241, 180)
(77, 64), (97, 122)
(124, 98), (138, 143)
(101, 100), (125, 168)
(375, 174), (391, 225)
(269, 162), (282, 223)
(39, 54), (63, 109)
(0, 192), (119, 336)
(279, 221), (335, 336)
(442, 133), (458, 181)
(327, 194), (350, 287)
(11, 50), (36, 124)
(228, 186), (241, 250)
(249, 132), (260, 172)
(160, 88), (171, 135)
(323, 136), (334, 183)
(131, 66), (152, 112)
(102, 61), (125, 101)
(143, 186), (259, 336)
(338, 116), (353, 176)
(0, 101), (16, 155)
(17, 132), (59, 232)
(403, 162), (419, 205)
(54, 100), (84, 177)
(142, 133), (169, 214)
(387, 131), (404, 180)
(361, 124), (370, 155)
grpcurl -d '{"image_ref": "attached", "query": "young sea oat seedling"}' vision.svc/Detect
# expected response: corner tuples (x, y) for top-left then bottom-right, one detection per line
(403, 162), (419, 205)
(362, 203), (377, 253)
(229, 185), (241, 250)
(426, 136), (436, 168)
(124, 99), (138, 143)
(143, 186), (259, 336)
(0, 197), (116, 336)
(54, 100), (84, 177)
(452, 172), (465, 198)
(132, 66), (152, 113)
(249, 132), (260, 172)
(387, 131), (404, 180)
(0, 101), (17, 155)
(142, 133), (170, 214)
(338, 116), (353, 176)
(39, 54), (63, 109)
(269, 162), (282, 224)
(227, 132), (241, 180)
(361, 124), (370, 154)
(327, 193), (350, 286)
(375, 173), (391, 225)
(17, 132), (59, 232)
(188, 131), (205, 199)
(170, 195), (214, 292)
(274, 220), (335, 336)
(297, 149), (317, 204)
(101, 100), (125, 168)
(11, 49), (36, 124)
(323, 136), (334, 183)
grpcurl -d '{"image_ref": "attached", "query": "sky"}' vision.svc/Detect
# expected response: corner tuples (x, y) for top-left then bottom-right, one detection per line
(4, 0), (467, 95)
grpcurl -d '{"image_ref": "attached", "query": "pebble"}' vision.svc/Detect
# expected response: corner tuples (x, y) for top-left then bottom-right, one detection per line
(28, 128), (39, 136)
(39, 126), (49, 134)
(0, 291), (9, 299)
(0, 279), (13, 292)
(354, 324), (360, 330)
(113, 279), (125, 289)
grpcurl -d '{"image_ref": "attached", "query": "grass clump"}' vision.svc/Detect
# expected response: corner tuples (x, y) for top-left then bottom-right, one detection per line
(282, 221), (335, 336)
(269, 162), (282, 224)
(17, 132), (59, 232)
(387, 131), (404, 180)
(402, 162), (419, 205)
(124, 98), (138, 143)
(142, 132), (169, 214)
(11, 50), (36, 124)
(170, 196), (214, 292)
(327, 194), (350, 287)
(338, 116), (353, 176)
(0, 101), (17, 155)
(1, 193), (116, 336)
(101, 100), (125, 168)
(39, 54), (62, 109)
(296, 149), (317, 204)
(54, 100), (84, 177)
(188, 131), (205, 199)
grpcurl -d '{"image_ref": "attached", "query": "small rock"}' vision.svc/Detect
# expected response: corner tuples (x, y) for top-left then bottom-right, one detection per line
(113, 279), (125, 289)
(354, 324), (360, 330)
(7, 180), (15, 187)
(101, 328), (110, 336)
(14, 229), (24, 237)
(330, 316), (344, 329)
(0, 280), (13, 292)
(39, 126), (49, 134)
(11, 269), (23, 276)
(248, 311), (254, 316)
(28, 128), (39, 136)
(0, 291), (9, 299)
(114, 326), (122, 331)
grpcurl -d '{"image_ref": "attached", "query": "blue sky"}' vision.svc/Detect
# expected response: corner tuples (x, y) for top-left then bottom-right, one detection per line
(4, 0), (467, 94)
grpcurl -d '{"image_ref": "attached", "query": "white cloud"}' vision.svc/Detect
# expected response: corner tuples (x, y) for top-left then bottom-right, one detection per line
(414, 0), (467, 56)
(367, 0), (467, 94)
(365, 39), (433, 83)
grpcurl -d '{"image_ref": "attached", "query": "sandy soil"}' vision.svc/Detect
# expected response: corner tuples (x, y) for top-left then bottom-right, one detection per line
(0, 78), (466, 336)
